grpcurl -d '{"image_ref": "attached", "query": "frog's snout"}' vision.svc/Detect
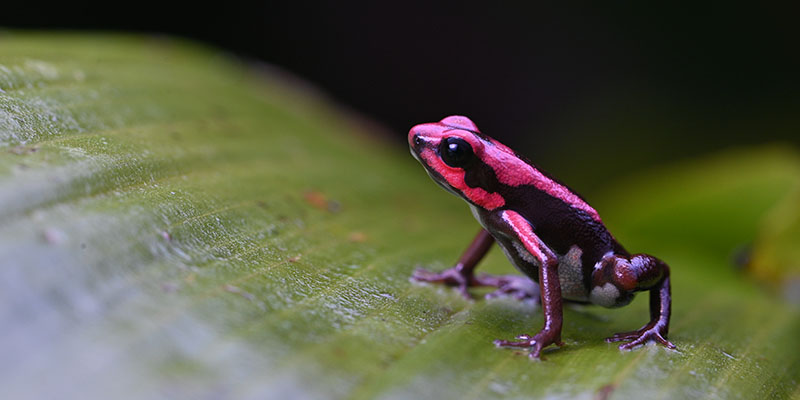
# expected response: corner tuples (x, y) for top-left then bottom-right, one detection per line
(408, 127), (420, 146)
(408, 126), (427, 154)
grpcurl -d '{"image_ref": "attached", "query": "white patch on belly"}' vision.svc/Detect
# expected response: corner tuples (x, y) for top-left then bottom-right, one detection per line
(558, 245), (587, 301)
(590, 282), (620, 308)
(510, 242), (588, 301)
(512, 241), (538, 265)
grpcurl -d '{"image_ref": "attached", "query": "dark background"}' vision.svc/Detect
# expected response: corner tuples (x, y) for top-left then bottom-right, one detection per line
(5, 2), (799, 190)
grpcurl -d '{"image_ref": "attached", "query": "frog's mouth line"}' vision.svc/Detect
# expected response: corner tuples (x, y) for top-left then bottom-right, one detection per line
(408, 145), (423, 164)
(410, 145), (462, 198)
(428, 171), (461, 197)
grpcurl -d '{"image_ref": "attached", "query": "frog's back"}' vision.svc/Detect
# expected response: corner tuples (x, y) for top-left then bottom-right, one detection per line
(509, 183), (625, 285)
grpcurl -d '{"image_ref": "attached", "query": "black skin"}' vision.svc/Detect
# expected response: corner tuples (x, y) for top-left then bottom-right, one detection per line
(411, 131), (674, 359)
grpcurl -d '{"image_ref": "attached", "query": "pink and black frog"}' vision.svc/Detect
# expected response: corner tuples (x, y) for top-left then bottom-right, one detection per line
(409, 116), (674, 359)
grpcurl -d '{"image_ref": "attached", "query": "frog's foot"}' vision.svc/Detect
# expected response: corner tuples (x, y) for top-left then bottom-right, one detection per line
(412, 267), (472, 299)
(606, 325), (675, 350)
(477, 274), (540, 301)
(412, 268), (538, 301)
(494, 332), (565, 359)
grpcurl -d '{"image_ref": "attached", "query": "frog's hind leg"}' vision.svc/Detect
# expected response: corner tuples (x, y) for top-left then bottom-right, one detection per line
(591, 253), (675, 350)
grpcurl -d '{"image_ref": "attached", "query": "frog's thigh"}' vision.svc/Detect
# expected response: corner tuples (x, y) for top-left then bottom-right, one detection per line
(590, 254), (636, 308)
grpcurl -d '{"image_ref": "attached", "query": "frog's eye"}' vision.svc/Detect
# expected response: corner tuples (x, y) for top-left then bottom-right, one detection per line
(440, 137), (474, 168)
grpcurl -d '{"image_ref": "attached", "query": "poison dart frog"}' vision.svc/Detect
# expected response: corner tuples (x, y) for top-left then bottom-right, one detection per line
(409, 116), (674, 359)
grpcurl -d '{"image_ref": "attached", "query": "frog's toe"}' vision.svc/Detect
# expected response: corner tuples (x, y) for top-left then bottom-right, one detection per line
(609, 328), (675, 350)
(412, 267), (463, 285)
(411, 267), (440, 281)
(605, 329), (642, 343)
(411, 267), (472, 299)
(493, 336), (535, 349)
(495, 332), (564, 359)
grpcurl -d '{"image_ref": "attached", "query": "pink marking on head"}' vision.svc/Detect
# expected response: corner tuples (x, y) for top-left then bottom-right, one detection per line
(419, 147), (505, 210)
(409, 120), (485, 153)
(502, 210), (547, 262)
(440, 115), (480, 132)
(410, 115), (600, 222)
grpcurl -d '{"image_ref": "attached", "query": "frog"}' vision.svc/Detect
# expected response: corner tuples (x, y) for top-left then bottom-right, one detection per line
(408, 115), (675, 359)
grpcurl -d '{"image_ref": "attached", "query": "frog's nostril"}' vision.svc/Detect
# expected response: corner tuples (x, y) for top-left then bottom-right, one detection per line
(414, 135), (424, 147)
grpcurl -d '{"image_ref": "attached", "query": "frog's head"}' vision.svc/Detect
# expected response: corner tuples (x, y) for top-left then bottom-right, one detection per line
(409, 115), (603, 221)
(408, 115), (516, 210)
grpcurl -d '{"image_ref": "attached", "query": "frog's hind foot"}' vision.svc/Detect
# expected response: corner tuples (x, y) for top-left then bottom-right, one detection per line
(476, 273), (540, 301)
(606, 325), (675, 350)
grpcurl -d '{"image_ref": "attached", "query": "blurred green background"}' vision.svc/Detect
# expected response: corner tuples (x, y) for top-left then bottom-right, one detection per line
(4, 2), (799, 189)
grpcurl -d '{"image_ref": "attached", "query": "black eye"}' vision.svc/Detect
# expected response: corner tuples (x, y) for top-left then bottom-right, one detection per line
(440, 137), (474, 168)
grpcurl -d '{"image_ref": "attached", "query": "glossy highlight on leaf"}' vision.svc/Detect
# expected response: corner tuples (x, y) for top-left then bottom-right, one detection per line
(0, 33), (798, 399)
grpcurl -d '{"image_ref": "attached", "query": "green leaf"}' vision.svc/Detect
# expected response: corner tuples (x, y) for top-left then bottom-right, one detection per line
(1, 33), (798, 399)
(748, 185), (800, 302)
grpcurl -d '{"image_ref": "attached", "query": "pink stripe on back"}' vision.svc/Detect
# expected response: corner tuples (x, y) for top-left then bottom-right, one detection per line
(440, 115), (480, 132)
(481, 140), (602, 222)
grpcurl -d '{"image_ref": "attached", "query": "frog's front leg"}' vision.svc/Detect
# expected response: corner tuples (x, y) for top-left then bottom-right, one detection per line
(412, 229), (539, 300)
(490, 210), (565, 359)
(592, 253), (675, 350)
